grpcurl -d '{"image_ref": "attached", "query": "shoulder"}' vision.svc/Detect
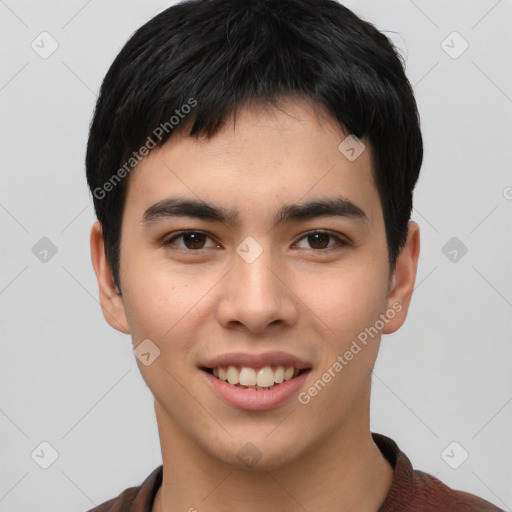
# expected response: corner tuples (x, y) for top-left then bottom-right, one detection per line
(372, 433), (505, 512)
(406, 469), (505, 512)
(86, 489), (137, 512)
(85, 466), (163, 512)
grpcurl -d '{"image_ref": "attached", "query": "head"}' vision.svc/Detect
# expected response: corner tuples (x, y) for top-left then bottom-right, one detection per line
(88, 0), (422, 470)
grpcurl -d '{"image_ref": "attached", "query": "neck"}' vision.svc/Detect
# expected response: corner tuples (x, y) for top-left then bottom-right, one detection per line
(153, 399), (394, 512)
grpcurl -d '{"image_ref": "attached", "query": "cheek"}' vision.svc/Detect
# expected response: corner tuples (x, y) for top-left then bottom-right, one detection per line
(120, 250), (223, 362)
(307, 258), (389, 397)
(119, 258), (207, 398)
(296, 268), (387, 424)
(298, 259), (388, 344)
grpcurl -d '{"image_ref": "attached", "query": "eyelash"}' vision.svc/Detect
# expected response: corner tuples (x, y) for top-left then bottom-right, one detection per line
(162, 230), (349, 252)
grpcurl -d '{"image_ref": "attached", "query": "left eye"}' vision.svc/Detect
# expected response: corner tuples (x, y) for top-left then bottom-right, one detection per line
(294, 232), (346, 250)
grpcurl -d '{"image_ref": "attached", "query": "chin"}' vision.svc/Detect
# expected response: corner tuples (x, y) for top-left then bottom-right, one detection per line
(205, 432), (308, 472)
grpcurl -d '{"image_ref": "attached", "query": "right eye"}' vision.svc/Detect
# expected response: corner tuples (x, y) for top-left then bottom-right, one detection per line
(163, 231), (221, 251)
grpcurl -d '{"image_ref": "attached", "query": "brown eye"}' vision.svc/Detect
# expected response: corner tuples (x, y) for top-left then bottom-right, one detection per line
(165, 231), (218, 250)
(295, 231), (348, 251)
(181, 233), (207, 249)
(307, 233), (331, 249)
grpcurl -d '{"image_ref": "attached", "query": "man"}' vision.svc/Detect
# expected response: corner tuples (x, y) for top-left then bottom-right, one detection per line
(85, 0), (504, 510)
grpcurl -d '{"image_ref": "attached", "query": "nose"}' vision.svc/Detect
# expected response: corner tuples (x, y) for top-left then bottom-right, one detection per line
(215, 243), (299, 334)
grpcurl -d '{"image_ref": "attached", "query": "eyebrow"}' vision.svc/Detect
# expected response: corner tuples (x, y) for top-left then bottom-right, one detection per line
(141, 196), (369, 228)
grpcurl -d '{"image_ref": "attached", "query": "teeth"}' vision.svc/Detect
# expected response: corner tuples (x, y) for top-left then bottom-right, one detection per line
(211, 365), (300, 389)
(239, 367), (257, 386)
(226, 365), (240, 385)
(256, 366), (275, 387)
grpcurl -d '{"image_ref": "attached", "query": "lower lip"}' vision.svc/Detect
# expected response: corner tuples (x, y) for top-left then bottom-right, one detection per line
(201, 369), (310, 411)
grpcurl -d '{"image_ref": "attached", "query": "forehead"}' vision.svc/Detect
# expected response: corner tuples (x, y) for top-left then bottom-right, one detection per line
(123, 98), (381, 229)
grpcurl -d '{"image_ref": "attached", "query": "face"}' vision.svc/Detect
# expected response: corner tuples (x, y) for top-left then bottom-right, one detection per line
(91, 98), (419, 470)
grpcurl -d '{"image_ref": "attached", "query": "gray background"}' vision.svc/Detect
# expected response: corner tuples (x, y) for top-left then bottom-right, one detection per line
(0, 0), (511, 510)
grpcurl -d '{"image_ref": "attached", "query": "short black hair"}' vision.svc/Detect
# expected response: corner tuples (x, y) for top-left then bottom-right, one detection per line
(86, 0), (423, 290)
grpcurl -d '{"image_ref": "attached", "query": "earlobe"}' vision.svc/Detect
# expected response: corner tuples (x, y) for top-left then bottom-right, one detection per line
(90, 220), (130, 334)
(382, 221), (420, 335)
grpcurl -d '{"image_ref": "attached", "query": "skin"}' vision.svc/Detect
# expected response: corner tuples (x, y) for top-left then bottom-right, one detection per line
(90, 97), (420, 512)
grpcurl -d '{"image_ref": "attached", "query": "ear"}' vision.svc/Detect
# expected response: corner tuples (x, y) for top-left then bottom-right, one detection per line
(382, 221), (420, 334)
(90, 220), (130, 334)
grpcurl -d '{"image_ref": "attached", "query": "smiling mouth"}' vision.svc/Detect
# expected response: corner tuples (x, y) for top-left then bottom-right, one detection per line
(202, 366), (310, 390)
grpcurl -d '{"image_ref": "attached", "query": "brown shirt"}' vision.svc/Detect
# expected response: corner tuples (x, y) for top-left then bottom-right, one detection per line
(88, 433), (504, 512)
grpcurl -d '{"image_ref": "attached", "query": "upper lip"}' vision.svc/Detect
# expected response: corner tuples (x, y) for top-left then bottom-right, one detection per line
(201, 351), (312, 370)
